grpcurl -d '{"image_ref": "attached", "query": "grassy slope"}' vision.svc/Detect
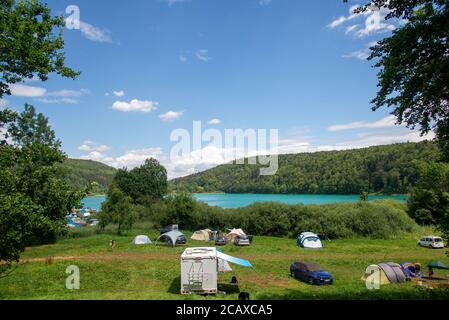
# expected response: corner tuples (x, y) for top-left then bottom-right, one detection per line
(1, 224), (448, 300)
(57, 159), (116, 194)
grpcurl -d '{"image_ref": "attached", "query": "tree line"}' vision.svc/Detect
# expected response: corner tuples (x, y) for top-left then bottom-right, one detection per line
(170, 141), (440, 195)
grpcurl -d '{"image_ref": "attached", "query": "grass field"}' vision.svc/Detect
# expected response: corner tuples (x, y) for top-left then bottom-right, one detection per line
(1, 224), (449, 300)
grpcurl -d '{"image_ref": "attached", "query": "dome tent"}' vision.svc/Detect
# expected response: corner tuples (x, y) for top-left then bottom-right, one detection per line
(191, 229), (212, 241)
(361, 262), (406, 286)
(132, 235), (152, 245)
(297, 232), (323, 249)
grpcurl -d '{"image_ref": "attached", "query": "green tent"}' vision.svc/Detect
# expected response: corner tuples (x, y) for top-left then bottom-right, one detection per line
(427, 261), (449, 270)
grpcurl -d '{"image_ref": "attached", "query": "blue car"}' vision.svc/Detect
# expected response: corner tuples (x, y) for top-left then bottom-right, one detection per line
(290, 261), (333, 285)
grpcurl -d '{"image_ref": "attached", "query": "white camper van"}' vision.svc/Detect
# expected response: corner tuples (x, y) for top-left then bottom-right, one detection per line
(180, 247), (219, 294)
(180, 247), (253, 294)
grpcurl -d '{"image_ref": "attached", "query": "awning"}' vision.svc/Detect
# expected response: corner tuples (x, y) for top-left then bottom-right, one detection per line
(157, 230), (184, 247)
(217, 251), (253, 268)
(428, 261), (449, 270)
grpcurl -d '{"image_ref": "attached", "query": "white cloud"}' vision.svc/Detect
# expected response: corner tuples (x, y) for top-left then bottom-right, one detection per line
(159, 111), (183, 121)
(208, 118), (222, 125)
(105, 92), (110, 96)
(259, 0), (272, 5)
(356, 9), (396, 37)
(47, 89), (90, 97)
(346, 24), (359, 34)
(328, 5), (397, 38)
(9, 84), (46, 97)
(33, 88), (90, 104)
(164, 0), (191, 5)
(35, 98), (78, 104)
(328, 115), (397, 131)
(112, 99), (159, 112)
(79, 147), (164, 171)
(196, 49), (212, 62)
(79, 21), (113, 43)
(343, 41), (377, 60)
(78, 140), (111, 153)
(179, 55), (188, 63)
(113, 90), (125, 97)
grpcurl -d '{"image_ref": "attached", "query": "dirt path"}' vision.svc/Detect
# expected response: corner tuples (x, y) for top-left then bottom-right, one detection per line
(21, 252), (179, 263)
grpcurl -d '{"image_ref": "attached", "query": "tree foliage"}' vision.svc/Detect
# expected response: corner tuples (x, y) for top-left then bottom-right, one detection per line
(0, 105), (82, 269)
(408, 162), (449, 238)
(98, 185), (135, 235)
(113, 158), (168, 204)
(349, 0), (449, 160)
(151, 197), (416, 240)
(0, 0), (79, 98)
(171, 142), (440, 194)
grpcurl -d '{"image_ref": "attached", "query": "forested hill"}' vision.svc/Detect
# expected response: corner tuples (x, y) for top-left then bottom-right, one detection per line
(57, 159), (116, 194)
(170, 141), (440, 195)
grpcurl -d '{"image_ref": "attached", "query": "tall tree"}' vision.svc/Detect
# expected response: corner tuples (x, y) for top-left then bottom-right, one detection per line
(350, 0), (449, 159)
(1, 105), (82, 270)
(0, 0), (79, 98)
(98, 185), (135, 235)
(114, 158), (168, 204)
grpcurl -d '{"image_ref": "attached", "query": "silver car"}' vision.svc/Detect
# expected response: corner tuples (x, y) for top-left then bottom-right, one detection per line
(234, 235), (250, 246)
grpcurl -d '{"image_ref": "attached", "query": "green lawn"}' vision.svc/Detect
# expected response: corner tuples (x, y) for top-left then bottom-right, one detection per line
(1, 225), (449, 300)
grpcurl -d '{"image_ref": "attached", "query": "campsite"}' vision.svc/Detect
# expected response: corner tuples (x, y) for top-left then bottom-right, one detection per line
(1, 222), (449, 300)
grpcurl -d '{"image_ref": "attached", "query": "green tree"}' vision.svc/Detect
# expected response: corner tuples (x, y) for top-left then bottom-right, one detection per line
(163, 193), (197, 229)
(0, 0), (79, 98)
(350, 0), (449, 160)
(408, 162), (449, 237)
(114, 158), (168, 204)
(0, 105), (82, 271)
(99, 185), (135, 235)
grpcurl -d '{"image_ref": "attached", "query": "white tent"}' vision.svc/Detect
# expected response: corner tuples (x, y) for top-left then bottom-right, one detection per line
(297, 232), (323, 249)
(191, 229), (212, 241)
(225, 228), (246, 241)
(132, 235), (152, 245)
(218, 258), (233, 272)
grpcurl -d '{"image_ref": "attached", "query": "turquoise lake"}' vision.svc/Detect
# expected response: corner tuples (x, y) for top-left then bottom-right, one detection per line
(82, 193), (407, 210)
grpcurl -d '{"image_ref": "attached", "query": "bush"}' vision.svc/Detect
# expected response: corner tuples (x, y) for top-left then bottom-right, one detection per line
(142, 196), (417, 239)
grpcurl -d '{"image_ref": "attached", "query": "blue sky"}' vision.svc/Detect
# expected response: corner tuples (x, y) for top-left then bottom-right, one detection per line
(2, 0), (433, 178)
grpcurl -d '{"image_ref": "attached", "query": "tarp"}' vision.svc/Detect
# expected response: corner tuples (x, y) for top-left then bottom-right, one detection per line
(157, 230), (185, 247)
(428, 261), (449, 270)
(217, 251), (253, 268)
(191, 230), (211, 241)
(132, 235), (152, 245)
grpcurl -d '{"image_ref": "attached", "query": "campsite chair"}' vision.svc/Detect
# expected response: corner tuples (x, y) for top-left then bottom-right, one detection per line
(230, 276), (239, 285)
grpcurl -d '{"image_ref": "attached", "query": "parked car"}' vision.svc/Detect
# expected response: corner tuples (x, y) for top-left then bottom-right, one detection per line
(234, 235), (251, 246)
(215, 235), (227, 246)
(175, 234), (187, 245)
(290, 261), (333, 285)
(418, 236), (444, 249)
